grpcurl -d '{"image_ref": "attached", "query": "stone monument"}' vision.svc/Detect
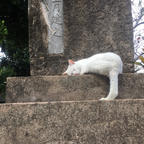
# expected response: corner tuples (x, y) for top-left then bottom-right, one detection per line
(29, 0), (134, 75)
(7, 0), (135, 103)
(2, 0), (144, 143)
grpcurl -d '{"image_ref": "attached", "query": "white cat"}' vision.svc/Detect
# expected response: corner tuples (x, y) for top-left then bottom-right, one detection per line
(63, 52), (123, 101)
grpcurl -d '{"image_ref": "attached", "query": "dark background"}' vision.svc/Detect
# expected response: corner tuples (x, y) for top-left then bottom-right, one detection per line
(0, 0), (29, 102)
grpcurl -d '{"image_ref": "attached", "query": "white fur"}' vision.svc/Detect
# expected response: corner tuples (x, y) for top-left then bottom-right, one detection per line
(64, 52), (123, 101)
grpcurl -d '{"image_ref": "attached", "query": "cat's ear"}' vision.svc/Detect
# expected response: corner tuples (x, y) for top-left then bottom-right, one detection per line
(68, 59), (75, 65)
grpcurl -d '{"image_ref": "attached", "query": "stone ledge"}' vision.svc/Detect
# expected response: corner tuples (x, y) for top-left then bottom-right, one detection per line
(6, 73), (144, 102)
(6, 73), (144, 103)
(0, 99), (144, 144)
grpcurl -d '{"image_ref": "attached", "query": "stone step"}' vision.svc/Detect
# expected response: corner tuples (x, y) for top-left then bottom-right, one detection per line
(6, 73), (144, 103)
(0, 99), (144, 144)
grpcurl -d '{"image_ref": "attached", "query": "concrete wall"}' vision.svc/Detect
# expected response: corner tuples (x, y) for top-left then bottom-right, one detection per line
(6, 74), (144, 103)
(0, 100), (144, 144)
(29, 0), (134, 75)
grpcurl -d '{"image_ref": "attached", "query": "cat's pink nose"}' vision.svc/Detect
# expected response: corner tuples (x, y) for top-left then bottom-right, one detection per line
(62, 72), (67, 75)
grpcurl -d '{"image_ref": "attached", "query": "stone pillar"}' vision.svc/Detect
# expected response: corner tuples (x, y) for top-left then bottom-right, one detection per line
(29, 0), (134, 75)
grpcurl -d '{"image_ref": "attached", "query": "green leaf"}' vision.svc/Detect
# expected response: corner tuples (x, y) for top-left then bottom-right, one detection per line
(139, 56), (144, 63)
(1, 20), (4, 24)
(135, 62), (142, 66)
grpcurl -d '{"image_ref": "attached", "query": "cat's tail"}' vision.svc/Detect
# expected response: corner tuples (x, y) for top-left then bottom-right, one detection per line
(119, 60), (123, 74)
(117, 55), (123, 74)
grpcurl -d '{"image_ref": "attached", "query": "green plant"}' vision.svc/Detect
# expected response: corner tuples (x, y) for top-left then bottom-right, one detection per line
(0, 20), (8, 46)
(0, 66), (15, 102)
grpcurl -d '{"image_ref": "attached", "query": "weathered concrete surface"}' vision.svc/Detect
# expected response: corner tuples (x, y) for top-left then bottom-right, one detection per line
(29, 0), (134, 75)
(0, 100), (144, 144)
(6, 73), (144, 103)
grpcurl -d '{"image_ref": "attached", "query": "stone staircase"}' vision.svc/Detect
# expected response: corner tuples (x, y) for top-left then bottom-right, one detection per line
(1, 0), (141, 143)
(0, 74), (144, 144)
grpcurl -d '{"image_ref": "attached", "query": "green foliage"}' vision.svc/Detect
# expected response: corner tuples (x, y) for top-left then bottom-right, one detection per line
(0, 0), (29, 102)
(0, 0), (29, 76)
(0, 66), (15, 102)
(0, 20), (8, 45)
(135, 62), (142, 66)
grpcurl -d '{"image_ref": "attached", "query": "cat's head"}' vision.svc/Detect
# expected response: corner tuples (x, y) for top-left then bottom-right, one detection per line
(63, 60), (80, 76)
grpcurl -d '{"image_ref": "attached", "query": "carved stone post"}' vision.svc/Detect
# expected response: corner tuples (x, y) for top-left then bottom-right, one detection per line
(29, 0), (134, 75)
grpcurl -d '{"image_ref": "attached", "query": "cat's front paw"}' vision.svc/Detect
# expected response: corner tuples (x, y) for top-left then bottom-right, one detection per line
(99, 97), (113, 101)
(99, 98), (107, 101)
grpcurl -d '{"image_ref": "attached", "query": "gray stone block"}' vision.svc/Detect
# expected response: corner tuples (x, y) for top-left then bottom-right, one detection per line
(0, 100), (144, 144)
(29, 0), (134, 75)
(6, 74), (144, 103)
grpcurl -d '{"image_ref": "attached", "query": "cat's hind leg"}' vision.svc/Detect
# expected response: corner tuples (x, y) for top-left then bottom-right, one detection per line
(100, 71), (118, 101)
